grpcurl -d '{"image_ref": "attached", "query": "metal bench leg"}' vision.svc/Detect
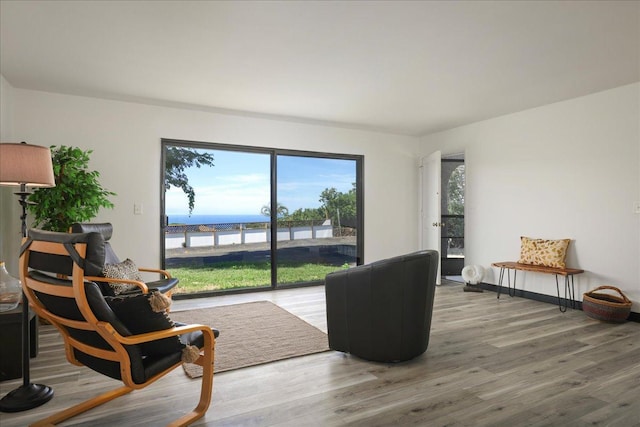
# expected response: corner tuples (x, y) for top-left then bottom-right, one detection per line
(568, 275), (576, 309)
(555, 274), (575, 313)
(555, 274), (565, 312)
(497, 267), (505, 299)
(509, 269), (517, 297)
(497, 267), (517, 299)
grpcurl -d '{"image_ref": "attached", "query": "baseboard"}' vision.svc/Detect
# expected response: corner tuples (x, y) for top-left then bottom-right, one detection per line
(476, 282), (639, 323)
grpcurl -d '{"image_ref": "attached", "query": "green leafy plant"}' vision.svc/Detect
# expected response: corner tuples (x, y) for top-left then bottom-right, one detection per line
(164, 146), (214, 215)
(27, 145), (116, 231)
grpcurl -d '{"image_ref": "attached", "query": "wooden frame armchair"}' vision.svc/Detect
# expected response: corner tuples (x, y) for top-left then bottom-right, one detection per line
(70, 222), (178, 298)
(20, 229), (215, 426)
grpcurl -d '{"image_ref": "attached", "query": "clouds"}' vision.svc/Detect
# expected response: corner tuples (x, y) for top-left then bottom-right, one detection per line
(165, 148), (356, 215)
(166, 173), (270, 215)
(277, 172), (354, 211)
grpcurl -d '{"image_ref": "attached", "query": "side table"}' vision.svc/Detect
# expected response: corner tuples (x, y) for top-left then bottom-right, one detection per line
(0, 304), (38, 381)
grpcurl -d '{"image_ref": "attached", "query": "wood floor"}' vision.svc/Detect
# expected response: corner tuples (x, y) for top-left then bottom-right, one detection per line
(1, 282), (638, 426)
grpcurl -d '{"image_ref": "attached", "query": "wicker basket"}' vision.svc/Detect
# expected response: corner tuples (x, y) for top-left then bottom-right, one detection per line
(582, 286), (631, 323)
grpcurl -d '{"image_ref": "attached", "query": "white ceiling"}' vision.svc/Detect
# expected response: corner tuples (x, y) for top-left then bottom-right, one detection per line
(1, 1), (638, 136)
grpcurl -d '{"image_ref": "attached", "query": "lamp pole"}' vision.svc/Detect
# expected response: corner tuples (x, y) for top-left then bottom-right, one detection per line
(0, 142), (55, 412)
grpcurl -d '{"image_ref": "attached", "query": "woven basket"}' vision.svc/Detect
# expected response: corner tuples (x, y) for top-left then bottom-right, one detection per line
(582, 286), (631, 323)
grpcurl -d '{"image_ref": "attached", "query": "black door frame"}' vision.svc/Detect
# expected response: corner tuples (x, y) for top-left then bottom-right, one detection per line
(160, 138), (364, 296)
(440, 157), (465, 276)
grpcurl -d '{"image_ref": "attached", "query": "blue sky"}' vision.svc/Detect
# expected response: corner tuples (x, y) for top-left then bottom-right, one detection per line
(165, 149), (356, 215)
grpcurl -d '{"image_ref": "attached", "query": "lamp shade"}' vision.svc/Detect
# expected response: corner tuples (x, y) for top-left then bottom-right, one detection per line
(0, 143), (55, 187)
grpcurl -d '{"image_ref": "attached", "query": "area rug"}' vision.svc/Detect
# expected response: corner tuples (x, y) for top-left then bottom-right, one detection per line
(169, 301), (329, 377)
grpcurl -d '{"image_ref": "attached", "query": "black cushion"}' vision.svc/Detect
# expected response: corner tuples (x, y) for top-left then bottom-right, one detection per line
(29, 271), (193, 384)
(71, 222), (120, 264)
(104, 291), (185, 357)
(70, 222), (113, 241)
(26, 229), (106, 277)
(29, 271), (146, 382)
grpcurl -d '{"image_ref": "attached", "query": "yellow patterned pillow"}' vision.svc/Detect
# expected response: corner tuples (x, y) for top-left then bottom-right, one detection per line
(518, 236), (570, 268)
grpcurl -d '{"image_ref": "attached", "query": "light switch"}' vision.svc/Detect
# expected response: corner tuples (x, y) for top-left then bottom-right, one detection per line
(134, 203), (143, 215)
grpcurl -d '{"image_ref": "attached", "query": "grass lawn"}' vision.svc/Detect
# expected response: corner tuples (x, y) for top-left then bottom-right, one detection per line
(168, 261), (342, 294)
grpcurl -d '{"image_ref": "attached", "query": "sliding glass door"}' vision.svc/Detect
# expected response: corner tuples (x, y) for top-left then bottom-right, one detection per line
(163, 143), (272, 294)
(161, 140), (363, 296)
(275, 155), (359, 286)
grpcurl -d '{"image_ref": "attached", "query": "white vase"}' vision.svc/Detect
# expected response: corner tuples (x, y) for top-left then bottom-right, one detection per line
(0, 261), (21, 312)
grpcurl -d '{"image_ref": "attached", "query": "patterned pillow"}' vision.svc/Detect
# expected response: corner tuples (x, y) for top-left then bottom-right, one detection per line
(103, 258), (143, 295)
(518, 236), (570, 268)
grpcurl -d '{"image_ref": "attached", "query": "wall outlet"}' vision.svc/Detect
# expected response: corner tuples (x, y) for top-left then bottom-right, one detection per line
(134, 203), (143, 215)
(634, 201), (640, 214)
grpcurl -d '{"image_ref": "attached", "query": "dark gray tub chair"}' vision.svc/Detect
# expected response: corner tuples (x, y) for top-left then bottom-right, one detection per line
(325, 250), (438, 362)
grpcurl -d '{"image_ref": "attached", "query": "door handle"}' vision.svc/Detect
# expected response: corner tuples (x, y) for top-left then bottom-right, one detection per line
(432, 222), (445, 227)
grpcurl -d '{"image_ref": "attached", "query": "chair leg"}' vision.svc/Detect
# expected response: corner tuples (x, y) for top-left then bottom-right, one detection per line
(168, 330), (215, 427)
(30, 385), (133, 427)
(32, 330), (215, 427)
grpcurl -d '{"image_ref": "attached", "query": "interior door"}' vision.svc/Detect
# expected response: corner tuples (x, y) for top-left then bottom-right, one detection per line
(420, 151), (441, 283)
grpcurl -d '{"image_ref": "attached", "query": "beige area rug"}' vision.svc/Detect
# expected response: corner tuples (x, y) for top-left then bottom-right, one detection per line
(169, 301), (329, 377)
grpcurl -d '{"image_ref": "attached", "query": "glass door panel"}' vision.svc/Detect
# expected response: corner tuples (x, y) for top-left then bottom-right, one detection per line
(275, 155), (358, 286)
(441, 159), (465, 276)
(163, 145), (272, 295)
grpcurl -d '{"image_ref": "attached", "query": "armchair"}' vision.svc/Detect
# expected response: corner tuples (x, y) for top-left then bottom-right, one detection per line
(70, 222), (178, 297)
(20, 229), (216, 426)
(325, 250), (438, 362)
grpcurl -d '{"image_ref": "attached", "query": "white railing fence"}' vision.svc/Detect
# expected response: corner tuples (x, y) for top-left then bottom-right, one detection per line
(165, 220), (339, 249)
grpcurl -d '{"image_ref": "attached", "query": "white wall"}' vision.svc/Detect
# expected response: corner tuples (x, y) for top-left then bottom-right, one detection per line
(6, 77), (637, 315)
(0, 75), (13, 139)
(0, 75), (21, 275)
(4, 88), (420, 271)
(421, 83), (640, 313)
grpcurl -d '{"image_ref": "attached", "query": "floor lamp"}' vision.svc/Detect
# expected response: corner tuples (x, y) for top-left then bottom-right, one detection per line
(0, 142), (55, 412)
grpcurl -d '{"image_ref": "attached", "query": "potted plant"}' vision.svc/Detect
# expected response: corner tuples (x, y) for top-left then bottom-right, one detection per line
(27, 145), (116, 231)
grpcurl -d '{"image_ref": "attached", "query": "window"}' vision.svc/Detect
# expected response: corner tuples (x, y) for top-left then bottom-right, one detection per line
(161, 140), (363, 296)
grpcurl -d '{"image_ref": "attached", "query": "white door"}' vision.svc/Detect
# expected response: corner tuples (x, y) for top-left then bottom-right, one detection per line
(420, 151), (441, 283)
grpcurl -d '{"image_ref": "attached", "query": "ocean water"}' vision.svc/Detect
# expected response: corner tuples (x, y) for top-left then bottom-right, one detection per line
(167, 214), (268, 225)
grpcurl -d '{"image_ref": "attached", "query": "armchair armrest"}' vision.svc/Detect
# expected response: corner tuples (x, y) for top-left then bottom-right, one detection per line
(99, 321), (215, 345)
(85, 275), (149, 293)
(138, 267), (172, 279)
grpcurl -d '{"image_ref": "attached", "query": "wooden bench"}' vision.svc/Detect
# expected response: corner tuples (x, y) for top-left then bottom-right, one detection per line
(492, 261), (584, 312)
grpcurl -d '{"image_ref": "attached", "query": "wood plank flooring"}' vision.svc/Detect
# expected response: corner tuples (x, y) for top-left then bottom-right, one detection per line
(1, 282), (638, 426)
